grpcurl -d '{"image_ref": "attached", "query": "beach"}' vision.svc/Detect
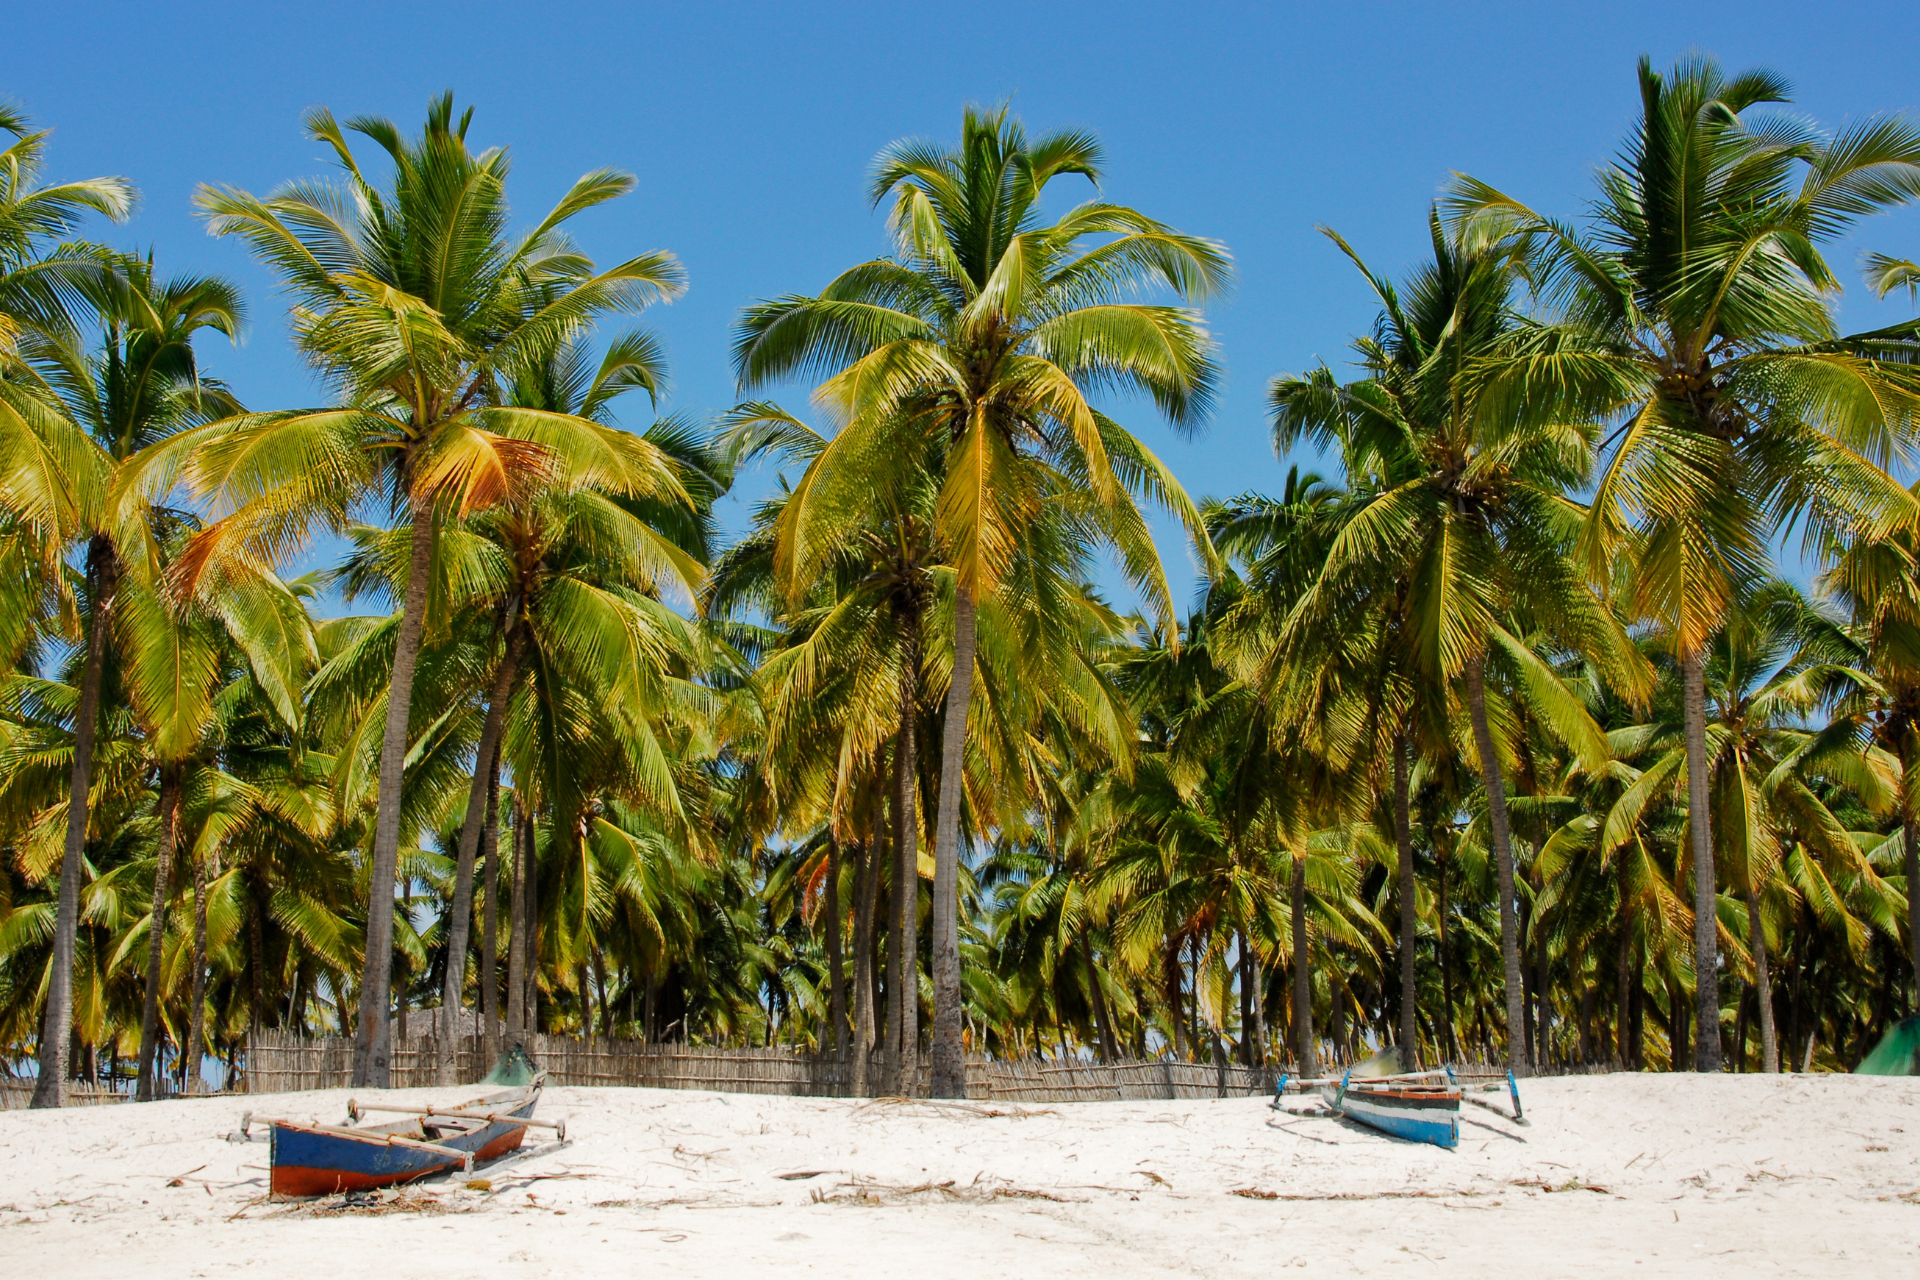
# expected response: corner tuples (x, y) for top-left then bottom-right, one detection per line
(2, 1073), (1914, 1278)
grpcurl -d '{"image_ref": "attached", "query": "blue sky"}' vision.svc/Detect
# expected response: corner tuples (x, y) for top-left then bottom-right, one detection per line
(12, 1), (1920, 611)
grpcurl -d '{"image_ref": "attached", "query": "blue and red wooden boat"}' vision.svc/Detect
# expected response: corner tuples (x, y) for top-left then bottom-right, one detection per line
(1273, 1067), (1467, 1149)
(265, 1077), (553, 1198)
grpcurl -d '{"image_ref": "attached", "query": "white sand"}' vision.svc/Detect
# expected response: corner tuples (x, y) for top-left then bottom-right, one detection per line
(2, 1074), (1915, 1277)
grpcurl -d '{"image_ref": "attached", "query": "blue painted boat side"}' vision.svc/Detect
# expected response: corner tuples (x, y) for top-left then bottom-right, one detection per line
(1339, 1095), (1459, 1148)
(272, 1126), (448, 1180)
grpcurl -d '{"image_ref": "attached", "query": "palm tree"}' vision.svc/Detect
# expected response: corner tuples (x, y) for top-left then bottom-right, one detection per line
(1450, 56), (1920, 1069)
(1817, 499), (1920, 1017)
(138, 94), (689, 1086)
(28, 256), (257, 1102)
(1842, 262), (1920, 1015)
(1268, 217), (1638, 1072)
(1096, 621), (1323, 1067)
(123, 556), (313, 1097)
(1693, 585), (1894, 1071)
(0, 552), (320, 1093)
(0, 102), (131, 344)
(0, 104), (133, 1108)
(720, 398), (1137, 1087)
(732, 104), (1227, 1096)
(417, 331), (708, 1081)
(712, 403), (938, 1089)
(11, 253), (240, 1107)
(1209, 472), (1364, 1070)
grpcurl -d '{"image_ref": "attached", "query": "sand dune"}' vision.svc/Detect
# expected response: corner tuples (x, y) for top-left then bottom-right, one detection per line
(2, 1073), (1915, 1277)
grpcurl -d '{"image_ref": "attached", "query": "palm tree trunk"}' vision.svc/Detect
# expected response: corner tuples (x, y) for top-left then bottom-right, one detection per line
(186, 844), (210, 1094)
(1291, 855), (1317, 1076)
(1745, 886), (1778, 1072)
(438, 611), (523, 1083)
(1330, 975), (1348, 1065)
(135, 765), (182, 1101)
(887, 713), (919, 1094)
(1163, 941), (1188, 1059)
(352, 493), (437, 1088)
(398, 883), (411, 1043)
(1535, 926), (1553, 1067)
(479, 758), (502, 1061)
(524, 819), (540, 1035)
(824, 833), (845, 1058)
(1392, 732), (1419, 1072)
(851, 801), (882, 1095)
(1437, 847), (1457, 1061)
(1681, 647), (1722, 1072)
(1189, 935), (1203, 1055)
(1242, 932), (1264, 1068)
(1082, 935), (1119, 1063)
(590, 943), (611, 1036)
(1630, 949), (1646, 1067)
(34, 536), (118, 1110)
(928, 583), (976, 1099)
(247, 868), (268, 1037)
(1668, 970), (1690, 1071)
(1614, 928), (1633, 1067)
(1521, 925), (1535, 1063)
(1465, 653), (1530, 1076)
(505, 796), (529, 1042)
(1237, 933), (1251, 1063)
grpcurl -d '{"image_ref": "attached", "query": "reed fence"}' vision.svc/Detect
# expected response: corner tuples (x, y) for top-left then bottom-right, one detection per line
(0, 1079), (197, 1110)
(243, 1029), (1290, 1102)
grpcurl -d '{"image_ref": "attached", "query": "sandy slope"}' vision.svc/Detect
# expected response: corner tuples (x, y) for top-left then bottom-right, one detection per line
(1, 1073), (1915, 1278)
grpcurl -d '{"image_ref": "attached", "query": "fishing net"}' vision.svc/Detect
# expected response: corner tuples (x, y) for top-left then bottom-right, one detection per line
(1350, 1049), (1402, 1078)
(1855, 1017), (1920, 1076)
(480, 1043), (539, 1086)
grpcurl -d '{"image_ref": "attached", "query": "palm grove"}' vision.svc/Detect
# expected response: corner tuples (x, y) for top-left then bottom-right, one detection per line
(4, 58), (1920, 1108)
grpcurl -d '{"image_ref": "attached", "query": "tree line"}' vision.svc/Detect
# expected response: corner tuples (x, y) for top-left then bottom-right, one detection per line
(3, 56), (1918, 1108)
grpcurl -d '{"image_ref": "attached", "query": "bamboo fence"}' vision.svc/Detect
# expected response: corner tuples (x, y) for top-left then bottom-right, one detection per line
(0, 1080), (194, 1110)
(243, 1029), (1288, 1102)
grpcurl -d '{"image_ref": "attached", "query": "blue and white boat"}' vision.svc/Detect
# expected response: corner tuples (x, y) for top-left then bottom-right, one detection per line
(1274, 1066), (1469, 1150)
(1325, 1071), (1460, 1148)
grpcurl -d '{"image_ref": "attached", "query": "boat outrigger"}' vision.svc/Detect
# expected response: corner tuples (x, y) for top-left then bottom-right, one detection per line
(1273, 1067), (1523, 1150)
(247, 1069), (562, 1199)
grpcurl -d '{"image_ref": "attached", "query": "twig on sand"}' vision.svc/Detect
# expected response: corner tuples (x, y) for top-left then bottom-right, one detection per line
(853, 1097), (1058, 1120)
(671, 1144), (728, 1162)
(227, 1195), (271, 1221)
(1508, 1176), (1608, 1194)
(164, 1165), (208, 1187)
(809, 1173), (1073, 1205)
(592, 1194), (781, 1210)
(1231, 1187), (1480, 1202)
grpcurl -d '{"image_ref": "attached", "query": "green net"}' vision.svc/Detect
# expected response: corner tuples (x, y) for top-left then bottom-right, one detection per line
(1351, 1049), (1402, 1077)
(1854, 1017), (1920, 1076)
(480, 1043), (539, 1087)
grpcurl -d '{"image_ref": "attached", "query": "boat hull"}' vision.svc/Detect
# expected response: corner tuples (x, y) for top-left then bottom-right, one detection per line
(1326, 1085), (1460, 1149)
(269, 1100), (534, 1198)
